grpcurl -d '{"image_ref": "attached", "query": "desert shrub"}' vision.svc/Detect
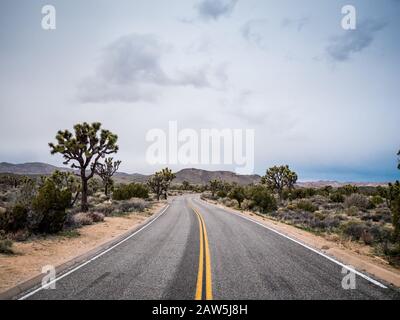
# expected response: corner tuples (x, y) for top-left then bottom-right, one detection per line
(247, 186), (277, 213)
(373, 207), (392, 223)
(296, 200), (318, 212)
(91, 203), (115, 216)
(0, 204), (29, 232)
(282, 188), (316, 201)
(361, 229), (374, 245)
(344, 194), (370, 210)
(241, 199), (254, 210)
(342, 221), (366, 240)
(13, 178), (37, 207)
(324, 216), (341, 230)
(330, 192), (345, 203)
(216, 190), (227, 198)
(338, 185), (359, 196)
(88, 212), (105, 223)
(8, 229), (30, 242)
(344, 206), (359, 217)
(73, 212), (94, 226)
(116, 198), (148, 213)
(369, 225), (392, 243)
(314, 186), (333, 197)
(220, 198), (236, 207)
(0, 239), (13, 254)
(370, 195), (384, 206)
(9, 204), (29, 231)
(32, 180), (71, 234)
(112, 183), (149, 200)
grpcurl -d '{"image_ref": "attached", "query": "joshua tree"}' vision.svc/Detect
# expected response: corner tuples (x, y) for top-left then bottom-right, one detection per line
(228, 186), (245, 208)
(261, 165), (298, 201)
(49, 122), (118, 212)
(147, 168), (176, 201)
(93, 158), (121, 196)
(148, 172), (164, 201)
(160, 168), (176, 199)
(209, 179), (221, 197)
(182, 180), (191, 190)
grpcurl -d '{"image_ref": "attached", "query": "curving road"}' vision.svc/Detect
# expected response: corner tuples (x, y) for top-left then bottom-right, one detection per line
(21, 195), (399, 300)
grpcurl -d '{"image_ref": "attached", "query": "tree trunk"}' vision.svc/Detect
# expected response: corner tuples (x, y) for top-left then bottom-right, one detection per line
(104, 183), (108, 197)
(81, 176), (89, 212)
(71, 191), (80, 207)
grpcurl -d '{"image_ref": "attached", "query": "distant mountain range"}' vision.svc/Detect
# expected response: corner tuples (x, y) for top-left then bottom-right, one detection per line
(0, 162), (260, 185)
(0, 162), (387, 187)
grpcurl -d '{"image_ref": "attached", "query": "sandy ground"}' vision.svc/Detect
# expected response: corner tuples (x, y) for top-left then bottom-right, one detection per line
(0, 202), (165, 294)
(204, 199), (400, 288)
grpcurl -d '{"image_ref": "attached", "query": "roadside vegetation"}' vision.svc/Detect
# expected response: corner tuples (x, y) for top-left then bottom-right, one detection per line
(202, 162), (400, 267)
(0, 122), (175, 255)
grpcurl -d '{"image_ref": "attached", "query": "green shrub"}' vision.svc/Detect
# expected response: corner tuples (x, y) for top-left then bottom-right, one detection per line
(112, 183), (149, 200)
(216, 190), (227, 198)
(32, 180), (71, 234)
(0, 205), (29, 232)
(228, 186), (245, 208)
(0, 239), (13, 254)
(296, 200), (318, 212)
(330, 192), (345, 203)
(370, 195), (384, 206)
(10, 204), (29, 231)
(338, 185), (359, 196)
(282, 188), (316, 201)
(247, 186), (277, 213)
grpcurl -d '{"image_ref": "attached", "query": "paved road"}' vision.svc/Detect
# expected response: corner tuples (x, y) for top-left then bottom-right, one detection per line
(22, 195), (399, 300)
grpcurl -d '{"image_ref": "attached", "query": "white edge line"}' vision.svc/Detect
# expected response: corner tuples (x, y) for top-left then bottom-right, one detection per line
(195, 198), (388, 289)
(18, 204), (170, 300)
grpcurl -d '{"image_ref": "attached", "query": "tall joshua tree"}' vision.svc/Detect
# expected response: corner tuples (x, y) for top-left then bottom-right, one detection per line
(93, 157), (121, 196)
(49, 122), (118, 212)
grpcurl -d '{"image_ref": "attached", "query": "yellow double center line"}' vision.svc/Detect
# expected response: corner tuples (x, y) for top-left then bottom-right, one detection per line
(191, 206), (213, 300)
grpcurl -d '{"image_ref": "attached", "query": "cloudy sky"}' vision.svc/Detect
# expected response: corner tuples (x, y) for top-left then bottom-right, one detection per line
(0, 0), (399, 181)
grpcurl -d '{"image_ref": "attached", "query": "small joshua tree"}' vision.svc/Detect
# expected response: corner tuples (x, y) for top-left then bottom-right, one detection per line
(93, 158), (121, 197)
(160, 168), (176, 199)
(49, 122), (118, 212)
(209, 179), (222, 197)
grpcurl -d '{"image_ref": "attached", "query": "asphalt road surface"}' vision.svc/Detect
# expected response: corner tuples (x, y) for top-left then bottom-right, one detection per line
(21, 195), (399, 300)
